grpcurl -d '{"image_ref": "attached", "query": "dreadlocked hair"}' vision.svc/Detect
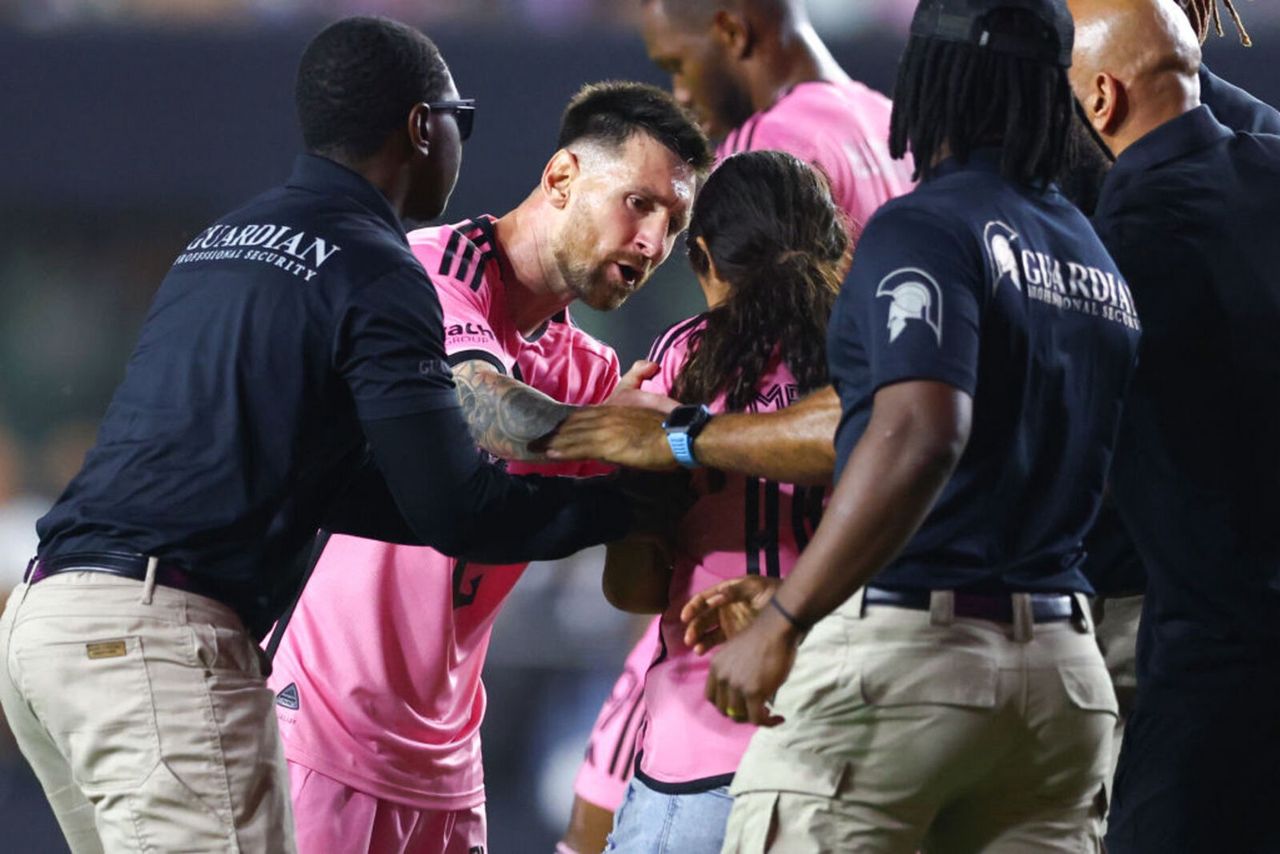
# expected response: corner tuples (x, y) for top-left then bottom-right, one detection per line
(889, 8), (1075, 186)
(672, 150), (849, 413)
(1183, 0), (1252, 46)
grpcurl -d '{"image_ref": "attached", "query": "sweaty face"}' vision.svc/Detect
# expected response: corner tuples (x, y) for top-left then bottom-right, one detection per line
(551, 134), (696, 312)
(640, 2), (754, 140)
(404, 75), (464, 222)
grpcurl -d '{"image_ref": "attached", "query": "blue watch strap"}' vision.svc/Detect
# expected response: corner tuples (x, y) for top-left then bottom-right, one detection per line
(666, 430), (699, 469)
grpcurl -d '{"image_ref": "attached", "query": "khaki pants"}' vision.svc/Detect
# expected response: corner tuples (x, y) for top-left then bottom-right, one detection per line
(0, 571), (295, 853)
(1091, 594), (1142, 782)
(724, 589), (1116, 854)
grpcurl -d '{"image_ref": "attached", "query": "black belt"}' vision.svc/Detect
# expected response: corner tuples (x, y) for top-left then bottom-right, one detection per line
(24, 551), (226, 602)
(864, 586), (1075, 624)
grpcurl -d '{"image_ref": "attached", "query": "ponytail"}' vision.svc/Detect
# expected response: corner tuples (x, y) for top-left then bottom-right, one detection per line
(672, 151), (850, 412)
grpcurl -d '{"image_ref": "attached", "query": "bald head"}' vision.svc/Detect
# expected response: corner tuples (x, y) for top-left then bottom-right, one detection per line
(1071, 0), (1200, 89)
(1069, 0), (1201, 156)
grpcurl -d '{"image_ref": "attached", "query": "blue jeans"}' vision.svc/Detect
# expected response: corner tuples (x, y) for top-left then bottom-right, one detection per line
(605, 777), (733, 854)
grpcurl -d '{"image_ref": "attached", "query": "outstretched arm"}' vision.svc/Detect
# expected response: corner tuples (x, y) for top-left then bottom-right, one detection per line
(454, 358), (659, 461)
(694, 387), (839, 485)
(545, 386), (840, 486)
(452, 359), (572, 460)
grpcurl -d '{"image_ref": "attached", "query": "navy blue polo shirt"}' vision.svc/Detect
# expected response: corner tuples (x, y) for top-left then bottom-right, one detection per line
(828, 150), (1140, 594)
(38, 155), (458, 616)
(1093, 106), (1280, 693)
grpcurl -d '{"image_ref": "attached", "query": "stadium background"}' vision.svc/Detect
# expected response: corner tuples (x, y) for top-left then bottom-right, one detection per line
(0, 1), (1275, 849)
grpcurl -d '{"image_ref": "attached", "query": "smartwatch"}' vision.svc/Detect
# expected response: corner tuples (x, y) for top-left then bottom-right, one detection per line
(662, 404), (712, 469)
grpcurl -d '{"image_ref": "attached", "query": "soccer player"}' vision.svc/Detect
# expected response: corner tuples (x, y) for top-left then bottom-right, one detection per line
(0, 18), (648, 853)
(640, 0), (914, 232)
(601, 150), (848, 852)
(698, 0), (1140, 847)
(267, 81), (712, 854)
(1069, 0), (1280, 850)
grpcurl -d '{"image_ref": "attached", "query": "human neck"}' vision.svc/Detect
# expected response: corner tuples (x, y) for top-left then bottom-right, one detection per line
(1108, 73), (1201, 159)
(747, 22), (851, 113)
(492, 194), (576, 337)
(326, 142), (410, 217)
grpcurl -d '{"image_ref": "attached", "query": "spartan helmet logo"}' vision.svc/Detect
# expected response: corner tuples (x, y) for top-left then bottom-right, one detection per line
(875, 268), (943, 345)
(983, 221), (1023, 294)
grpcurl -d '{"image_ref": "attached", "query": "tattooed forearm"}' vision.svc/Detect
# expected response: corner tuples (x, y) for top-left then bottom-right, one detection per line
(452, 359), (575, 460)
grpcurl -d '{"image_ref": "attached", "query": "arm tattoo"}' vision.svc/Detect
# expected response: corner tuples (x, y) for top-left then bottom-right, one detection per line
(452, 359), (575, 460)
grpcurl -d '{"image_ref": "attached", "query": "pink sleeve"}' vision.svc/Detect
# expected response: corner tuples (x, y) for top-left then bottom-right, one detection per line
(408, 228), (511, 372)
(435, 278), (507, 369)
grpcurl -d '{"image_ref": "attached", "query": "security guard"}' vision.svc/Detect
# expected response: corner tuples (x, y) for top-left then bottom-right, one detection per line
(0, 17), (631, 854)
(1071, 0), (1280, 802)
(1069, 0), (1280, 850)
(699, 0), (1140, 849)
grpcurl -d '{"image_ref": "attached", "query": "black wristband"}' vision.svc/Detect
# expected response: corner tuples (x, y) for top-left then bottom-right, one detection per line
(769, 596), (811, 632)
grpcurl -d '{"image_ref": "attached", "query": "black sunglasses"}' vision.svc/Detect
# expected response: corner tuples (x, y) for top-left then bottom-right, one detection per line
(427, 99), (476, 141)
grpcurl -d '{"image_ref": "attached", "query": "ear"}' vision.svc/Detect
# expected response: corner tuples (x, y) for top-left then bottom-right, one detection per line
(692, 235), (731, 308)
(407, 102), (432, 156)
(541, 148), (579, 210)
(1089, 72), (1127, 137)
(693, 235), (718, 278)
(710, 9), (752, 60)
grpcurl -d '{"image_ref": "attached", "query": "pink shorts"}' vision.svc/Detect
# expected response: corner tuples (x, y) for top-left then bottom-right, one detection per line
(288, 760), (486, 854)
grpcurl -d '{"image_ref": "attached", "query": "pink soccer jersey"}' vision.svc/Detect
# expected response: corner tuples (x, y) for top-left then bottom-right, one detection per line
(268, 215), (620, 810)
(716, 79), (915, 235)
(572, 617), (661, 810)
(634, 317), (825, 790)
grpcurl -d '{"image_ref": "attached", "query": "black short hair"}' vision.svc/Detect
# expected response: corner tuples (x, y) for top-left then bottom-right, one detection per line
(641, 0), (722, 29)
(296, 16), (451, 161)
(557, 81), (713, 174)
(643, 0), (795, 29)
(889, 8), (1075, 187)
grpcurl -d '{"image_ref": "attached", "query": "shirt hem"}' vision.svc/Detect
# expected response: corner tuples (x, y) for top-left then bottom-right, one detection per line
(282, 741), (485, 811)
(634, 763), (735, 795)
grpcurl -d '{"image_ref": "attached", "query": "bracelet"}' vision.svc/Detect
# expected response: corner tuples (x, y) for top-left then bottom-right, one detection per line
(769, 596), (811, 633)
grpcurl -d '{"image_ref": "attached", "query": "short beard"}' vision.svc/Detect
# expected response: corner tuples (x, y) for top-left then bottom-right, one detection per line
(553, 243), (627, 312)
(707, 68), (757, 141)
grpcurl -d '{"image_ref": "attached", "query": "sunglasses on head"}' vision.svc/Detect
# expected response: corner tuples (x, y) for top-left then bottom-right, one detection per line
(426, 99), (476, 141)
